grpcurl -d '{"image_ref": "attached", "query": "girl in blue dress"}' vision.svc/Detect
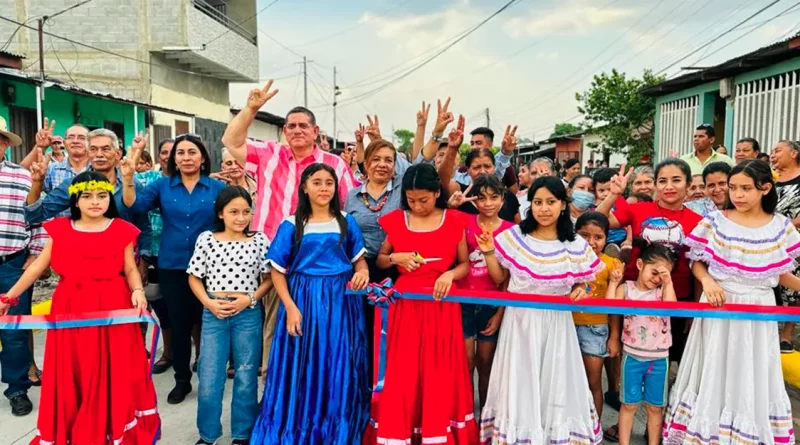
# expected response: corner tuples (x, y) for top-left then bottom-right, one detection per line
(250, 163), (371, 445)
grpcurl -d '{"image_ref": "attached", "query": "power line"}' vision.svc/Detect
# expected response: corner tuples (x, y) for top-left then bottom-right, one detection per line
(203, 0), (281, 46)
(0, 15), (236, 79)
(398, 0), (626, 96)
(654, 0), (784, 75)
(499, 0), (670, 120)
(292, 0), (418, 48)
(337, 0), (523, 107)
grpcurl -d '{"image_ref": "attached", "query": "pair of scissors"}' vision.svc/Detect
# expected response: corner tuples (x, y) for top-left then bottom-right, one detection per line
(414, 252), (442, 264)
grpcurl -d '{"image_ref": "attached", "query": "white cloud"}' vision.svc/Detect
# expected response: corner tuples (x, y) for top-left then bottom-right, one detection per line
(505, 3), (637, 38)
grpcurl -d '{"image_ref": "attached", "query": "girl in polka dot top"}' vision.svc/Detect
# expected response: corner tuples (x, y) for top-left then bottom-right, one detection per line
(187, 185), (272, 445)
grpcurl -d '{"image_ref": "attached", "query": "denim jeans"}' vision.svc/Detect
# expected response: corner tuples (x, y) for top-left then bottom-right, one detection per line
(197, 301), (263, 441)
(0, 252), (33, 399)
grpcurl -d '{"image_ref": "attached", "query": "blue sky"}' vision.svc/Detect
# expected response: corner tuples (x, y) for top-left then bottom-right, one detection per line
(229, 0), (800, 143)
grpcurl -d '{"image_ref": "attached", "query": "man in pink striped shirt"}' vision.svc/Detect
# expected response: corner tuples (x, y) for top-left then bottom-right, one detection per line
(223, 80), (356, 241)
(222, 81), (356, 369)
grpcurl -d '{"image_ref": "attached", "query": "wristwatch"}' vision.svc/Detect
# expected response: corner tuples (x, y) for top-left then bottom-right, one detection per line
(248, 292), (257, 309)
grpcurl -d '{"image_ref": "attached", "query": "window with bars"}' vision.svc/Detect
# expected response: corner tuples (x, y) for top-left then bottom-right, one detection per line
(658, 96), (699, 160)
(733, 70), (800, 150)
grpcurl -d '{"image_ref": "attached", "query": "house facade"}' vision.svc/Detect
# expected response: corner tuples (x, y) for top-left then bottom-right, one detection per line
(642, 33), (800, 162)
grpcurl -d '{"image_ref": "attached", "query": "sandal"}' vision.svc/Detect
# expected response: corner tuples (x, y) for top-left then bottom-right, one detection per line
(604, 424), (620, 443)
(28, 370), (42, 387)
(153, 357), (173, 375)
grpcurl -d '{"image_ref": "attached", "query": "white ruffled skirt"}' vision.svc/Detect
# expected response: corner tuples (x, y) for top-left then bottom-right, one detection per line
(663, 283), (795, 445)
(480, 307), (602, 445)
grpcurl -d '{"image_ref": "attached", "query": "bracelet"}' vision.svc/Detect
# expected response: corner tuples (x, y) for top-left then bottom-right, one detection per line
(0, 294), (18, 307)
(481, 249), (495, 256)
(388, 253), (395, 265)
(131, 287), (145, 293)
(248, 292), (258, 309)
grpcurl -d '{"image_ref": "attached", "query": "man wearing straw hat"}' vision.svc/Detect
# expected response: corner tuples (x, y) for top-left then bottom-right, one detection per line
(0, 117), (47, 417)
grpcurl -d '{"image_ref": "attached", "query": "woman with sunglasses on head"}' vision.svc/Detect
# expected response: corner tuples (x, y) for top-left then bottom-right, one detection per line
(122, 133), (227, 405)
(771, 140), (800, 353)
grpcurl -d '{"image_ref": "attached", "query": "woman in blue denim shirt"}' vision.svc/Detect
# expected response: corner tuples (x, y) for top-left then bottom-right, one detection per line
(122, 133), (227, 405)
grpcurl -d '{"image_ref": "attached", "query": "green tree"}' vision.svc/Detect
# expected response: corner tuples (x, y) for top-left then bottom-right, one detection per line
(550, 123), (583, 137)
(393, 129), (414, 153)
(576, 69), (665, 165)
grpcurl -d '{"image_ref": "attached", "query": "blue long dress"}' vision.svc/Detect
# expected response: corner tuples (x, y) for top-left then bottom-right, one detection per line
(250, 213), (370, 445)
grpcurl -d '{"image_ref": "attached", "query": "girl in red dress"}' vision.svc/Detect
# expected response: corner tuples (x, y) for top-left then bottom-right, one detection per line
(363, 163), (478, 445)
(0, 172), (159, 445)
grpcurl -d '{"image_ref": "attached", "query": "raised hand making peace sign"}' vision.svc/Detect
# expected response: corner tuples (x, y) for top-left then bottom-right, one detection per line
(354, 123), (365, 144)
(366, 115), (382, 142)
(433, 97), (454, 136)
(121, 132), (149, 180)
(417, 101), (431, 128)
(35, 118), (56, 149)
(475, 222), (496, 254)
(29, 148), (52, 184)
(448, 182), (477, 209)
(502, 125), (518, 154)
(447, 115), (465, 149)
(609, 163), (634, 197)
(246, 79), (279, 112)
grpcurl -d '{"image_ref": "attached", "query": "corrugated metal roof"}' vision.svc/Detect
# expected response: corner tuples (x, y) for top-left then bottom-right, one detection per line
(0, 50), (26, 60)
(641, 32), (800, 96)
(0, 67), (194, 117)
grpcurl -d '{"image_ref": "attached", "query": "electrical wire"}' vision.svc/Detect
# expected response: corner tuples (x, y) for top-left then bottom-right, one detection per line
(654, 0), (784, 75)
(48, 31), (79, 87)
(292, 0), (418, 48)
(203, 0), (281, 47)
(336, 0), (523, 107)
(0, 15), (240, 79)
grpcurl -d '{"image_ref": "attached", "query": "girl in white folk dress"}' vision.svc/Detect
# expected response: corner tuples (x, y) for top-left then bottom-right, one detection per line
(664, 160), (800, 445)
(476, 176), (603, 445)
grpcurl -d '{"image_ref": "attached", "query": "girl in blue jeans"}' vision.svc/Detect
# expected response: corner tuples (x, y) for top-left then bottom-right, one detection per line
(187, 186), (272, 445)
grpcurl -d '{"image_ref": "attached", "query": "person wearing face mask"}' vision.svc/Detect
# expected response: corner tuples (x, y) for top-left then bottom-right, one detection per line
(568, 174), (596, 224)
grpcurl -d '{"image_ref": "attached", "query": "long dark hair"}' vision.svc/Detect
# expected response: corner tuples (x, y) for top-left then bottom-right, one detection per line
(212, 185), (255, 235)
(68, 171), (120, 220)
(294, 163), (347, 246)
(727, 159), (778, 213)
(520, 176), (575, 242)
(167, 134), (212, 176)
(401, 163), (448, 210)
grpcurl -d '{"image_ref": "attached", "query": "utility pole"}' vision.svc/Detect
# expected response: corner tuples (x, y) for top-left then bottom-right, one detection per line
(303, 56), (308, 107)
(37, 19), (45, 81)
(333, 66), (341, 149)
(485, 107), (490, 128)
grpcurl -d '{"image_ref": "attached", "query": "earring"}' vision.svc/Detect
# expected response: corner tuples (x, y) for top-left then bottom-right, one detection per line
(201, 164), (205, 171)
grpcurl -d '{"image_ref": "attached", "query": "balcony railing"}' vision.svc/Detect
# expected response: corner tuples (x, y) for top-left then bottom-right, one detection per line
(191, 0), (257, 45)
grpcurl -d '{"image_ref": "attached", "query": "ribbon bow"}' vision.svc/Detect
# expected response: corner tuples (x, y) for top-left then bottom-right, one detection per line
(364, 278), (399, 308)
(347, 278), (401, 396)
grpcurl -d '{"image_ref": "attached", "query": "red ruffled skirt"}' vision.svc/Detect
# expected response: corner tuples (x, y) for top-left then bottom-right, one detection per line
(30, 278), (160, 445)
(363, 298), (478, 445)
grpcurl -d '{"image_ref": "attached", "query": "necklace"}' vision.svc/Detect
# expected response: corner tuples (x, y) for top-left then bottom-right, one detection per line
(361, 190), (390, 212)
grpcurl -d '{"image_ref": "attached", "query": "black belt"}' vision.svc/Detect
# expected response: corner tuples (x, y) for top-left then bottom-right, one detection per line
(0, 249), (26, 266)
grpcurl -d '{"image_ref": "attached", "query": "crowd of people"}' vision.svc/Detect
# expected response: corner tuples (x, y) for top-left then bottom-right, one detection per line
(0, 77), (797, 445)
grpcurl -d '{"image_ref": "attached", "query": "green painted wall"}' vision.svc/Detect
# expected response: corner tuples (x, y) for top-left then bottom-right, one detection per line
(0, 77), (146, 146)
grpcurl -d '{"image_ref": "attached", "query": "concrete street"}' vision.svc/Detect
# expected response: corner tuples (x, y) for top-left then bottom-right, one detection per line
(1, 328), (799, 444)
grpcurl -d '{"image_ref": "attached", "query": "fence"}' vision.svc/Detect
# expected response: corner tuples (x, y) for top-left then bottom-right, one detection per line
(733, 70), (800, 150)
(658, 96), (699, 160)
